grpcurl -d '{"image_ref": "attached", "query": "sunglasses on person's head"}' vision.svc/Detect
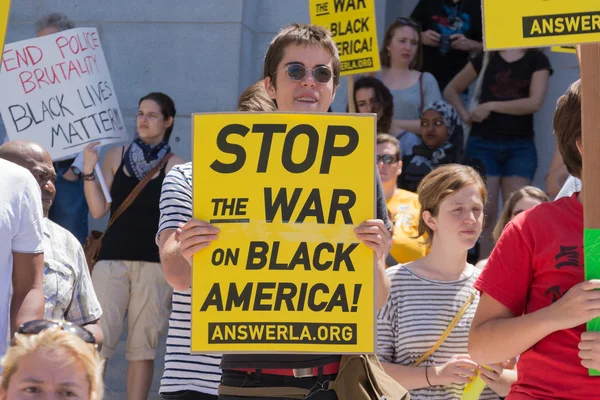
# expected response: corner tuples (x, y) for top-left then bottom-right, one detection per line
(17, 320), (96, 345)
(273, 63), (334, 84)
(396, 17), (420, 29)
(376, 154), (399, 165)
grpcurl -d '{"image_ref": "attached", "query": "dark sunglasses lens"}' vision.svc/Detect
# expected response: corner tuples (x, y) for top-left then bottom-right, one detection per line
(314, 67), (332, 83)
(377, 155), (396, 164)
(287, 64), (306, 81)
(19, 320), (53, 335)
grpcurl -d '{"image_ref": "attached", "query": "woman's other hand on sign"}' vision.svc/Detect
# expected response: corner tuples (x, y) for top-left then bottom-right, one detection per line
(421, 30), (440, 47)
(176, 219), (220, 266)
(82, 141), (102, 174)
(478, 361), (516, 397)
(354, 219), (391, 261)
(579, 331), (600, 370)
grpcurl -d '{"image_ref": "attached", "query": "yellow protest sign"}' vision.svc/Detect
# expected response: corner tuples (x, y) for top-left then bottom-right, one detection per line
(191, 112), (376, 354)
(0, 0), (10, 64)
(310, 0), (380, 76)
(483, 1), (600, 50)
(551, 45), (577, 54)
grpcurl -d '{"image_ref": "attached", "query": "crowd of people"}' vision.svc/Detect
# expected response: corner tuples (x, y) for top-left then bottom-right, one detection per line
(1, 1), (598, 399)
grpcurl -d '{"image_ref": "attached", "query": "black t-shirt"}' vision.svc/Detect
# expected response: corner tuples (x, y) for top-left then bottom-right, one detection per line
(411, 0), (483, 91)
(220, 172), (392, 370)
(470, 51), (552, 140)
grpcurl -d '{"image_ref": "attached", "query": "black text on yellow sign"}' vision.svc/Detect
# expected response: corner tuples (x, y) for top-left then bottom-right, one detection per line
(523, 11), (600, 38)
(310, 0), (380, 75)
(191, 113), (376, 353)
(482, 1), (600, 50)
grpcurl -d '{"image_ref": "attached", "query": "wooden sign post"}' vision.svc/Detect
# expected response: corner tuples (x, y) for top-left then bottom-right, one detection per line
(482, 1), (600, 376)
(580, 45), (600, 376)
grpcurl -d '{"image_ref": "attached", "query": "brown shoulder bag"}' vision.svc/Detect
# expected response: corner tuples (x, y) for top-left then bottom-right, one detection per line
(83, 153), (173, 272)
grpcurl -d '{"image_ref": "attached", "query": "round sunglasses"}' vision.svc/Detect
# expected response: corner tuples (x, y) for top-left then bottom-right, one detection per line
(273, 63), (334, 84)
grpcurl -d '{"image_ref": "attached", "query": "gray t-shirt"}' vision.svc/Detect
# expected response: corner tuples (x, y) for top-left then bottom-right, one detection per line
(378, 71), (442, 156)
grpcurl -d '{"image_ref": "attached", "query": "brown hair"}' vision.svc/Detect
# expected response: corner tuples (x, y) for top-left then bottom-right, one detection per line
(377, 133), (401, 159)
(237, 80), (277, 112)
(380, 18), (423, 70)
(1, 327), (104, 400)
(553, 79), (582, 179)
(354, 77), (394, 133)
(264, 23), (340, 89)
(416, 164), (487, 245)
(492, 186), (549, 242)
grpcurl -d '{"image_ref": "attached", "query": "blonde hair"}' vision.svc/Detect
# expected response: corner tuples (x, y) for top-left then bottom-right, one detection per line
(1, 327), (104, 400)
(417, 164), (487, 246)
(237, 80), (277, 112)
(492, 186), (549, 242)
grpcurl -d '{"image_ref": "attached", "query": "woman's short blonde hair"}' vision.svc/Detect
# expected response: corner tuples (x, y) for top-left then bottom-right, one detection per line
(1, 327), (104, 400)
(492, 186), (549, 242)
(417, 164), (487, 246)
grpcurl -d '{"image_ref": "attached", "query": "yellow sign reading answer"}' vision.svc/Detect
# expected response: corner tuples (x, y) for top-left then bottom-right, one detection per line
(483, 1), (600, 50)
(191, 112), (376, 354)
(0, 0), (10, 64)
(310, 0), (380, 75)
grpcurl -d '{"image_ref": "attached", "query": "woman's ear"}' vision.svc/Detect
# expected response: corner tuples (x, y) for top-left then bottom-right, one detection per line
(164, 116), (174, 130)
(422, 210), (438, 232)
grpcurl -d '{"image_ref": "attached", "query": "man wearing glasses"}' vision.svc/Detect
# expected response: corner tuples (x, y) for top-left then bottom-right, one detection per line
(157, 24), (393, 399)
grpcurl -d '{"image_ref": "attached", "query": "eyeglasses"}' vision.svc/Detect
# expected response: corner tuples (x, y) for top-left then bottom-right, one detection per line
(17, 320), (96, 345)
(273, 64), (334, 84)
(376, 154), (399, 165)
(396, 17), (420, 30)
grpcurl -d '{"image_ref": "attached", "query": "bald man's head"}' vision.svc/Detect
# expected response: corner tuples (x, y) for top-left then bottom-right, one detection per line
(0, 141), (57, 216)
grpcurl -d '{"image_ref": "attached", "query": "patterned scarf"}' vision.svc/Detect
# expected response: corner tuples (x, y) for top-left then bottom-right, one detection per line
(123, 137), (171, 181)
(401, 101), (464, 191)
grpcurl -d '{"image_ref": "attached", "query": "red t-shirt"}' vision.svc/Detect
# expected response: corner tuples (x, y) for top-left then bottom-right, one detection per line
(475, 193), (598, 399)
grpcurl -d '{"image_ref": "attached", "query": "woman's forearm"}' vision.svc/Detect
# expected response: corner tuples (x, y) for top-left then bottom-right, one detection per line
(469, 306), (556, 364)
(84, 178), (110, 219)
(488, 97), (543, 116)
(444, 86), (470, 122)
(381, 362), (431, 390)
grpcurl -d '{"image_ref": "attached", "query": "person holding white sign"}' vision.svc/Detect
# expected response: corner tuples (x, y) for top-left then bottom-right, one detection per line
(83, 92), (184, 400)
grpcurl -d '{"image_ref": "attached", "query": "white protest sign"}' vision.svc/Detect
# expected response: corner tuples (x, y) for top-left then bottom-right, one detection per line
(0, 27), (127, 160)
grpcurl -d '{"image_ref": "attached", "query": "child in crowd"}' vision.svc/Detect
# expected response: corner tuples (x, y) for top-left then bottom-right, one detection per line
(398, 100), (464, 192)
(377, 17), (442, 157)
(378, 164), (514, 400)
(376, 134), (428, 265)
(469, 80), (600, 399)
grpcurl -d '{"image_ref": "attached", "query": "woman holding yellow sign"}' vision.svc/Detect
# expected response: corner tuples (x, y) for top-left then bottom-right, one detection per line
(377, 164), (515, 399)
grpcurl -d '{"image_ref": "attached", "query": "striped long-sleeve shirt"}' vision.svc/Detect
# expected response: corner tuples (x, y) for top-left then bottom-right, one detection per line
(156, 162), (221, 396)
(377, 264), (500, 400)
